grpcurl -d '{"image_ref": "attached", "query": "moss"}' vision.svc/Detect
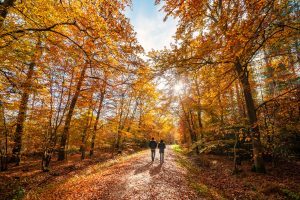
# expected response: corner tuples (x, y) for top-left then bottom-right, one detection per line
(175, 154), (200, 175)
(172, 144), (183, 153)
(280, 188), (300, 200)
(12, 186), (25, 200)
(190, 182), (208, 195)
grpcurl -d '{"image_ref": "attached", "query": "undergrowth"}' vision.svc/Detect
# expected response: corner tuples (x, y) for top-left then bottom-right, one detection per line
(172, 146), (226, 200)
(171, 144), (183, 153)
(281, 188), (300, 200)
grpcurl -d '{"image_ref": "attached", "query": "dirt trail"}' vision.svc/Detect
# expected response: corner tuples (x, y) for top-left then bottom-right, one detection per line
(115, 147), (200, 200)
(27, 146), (202, 200)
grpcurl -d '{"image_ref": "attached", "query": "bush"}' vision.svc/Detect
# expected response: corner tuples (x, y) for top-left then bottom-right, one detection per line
(172, 144), (183, 153)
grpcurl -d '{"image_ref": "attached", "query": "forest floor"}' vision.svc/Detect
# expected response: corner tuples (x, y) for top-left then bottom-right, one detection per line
(175, 147), (300, 200)
(22, 146), (201, 200)
(1, 146), (300, 200)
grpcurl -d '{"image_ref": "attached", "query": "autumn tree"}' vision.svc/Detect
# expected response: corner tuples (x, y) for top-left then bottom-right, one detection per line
(0, 0), (148, 169)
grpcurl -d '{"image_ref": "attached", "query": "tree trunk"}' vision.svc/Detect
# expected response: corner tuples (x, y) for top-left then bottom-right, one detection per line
(12, 62), (35, 165)
(41, 68), (70, 171)
(58, 64), (87, 161)
(189, 110), (199, 154)
(218, 90), (224, 128)
(89, 76), (107, 157)
(233, 132), (241, 174)
(126, 99), (139, 133)
(180, 97), (198, 153)
(115, 93), (126, 154)
(235, 60), (266, 173)
(0, 100), (8, 171)
(81, 105), (92, 160)
(42, 146), (52, 172)
(90, 92), (105, 157)
(80, 125), (88, 160)
(235, 81), (247, 121)
(194, 77), (203, 138)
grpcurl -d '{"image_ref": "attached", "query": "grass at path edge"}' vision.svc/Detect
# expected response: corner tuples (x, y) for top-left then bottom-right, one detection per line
(171, 145), (226, 200)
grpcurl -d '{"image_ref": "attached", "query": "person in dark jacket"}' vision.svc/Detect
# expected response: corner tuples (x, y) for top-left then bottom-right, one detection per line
(149, 138), (157, 161)
(158, 140), (166, 163)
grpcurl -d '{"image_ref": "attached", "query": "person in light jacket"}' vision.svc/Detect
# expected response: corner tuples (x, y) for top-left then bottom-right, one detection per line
(158, 140), (166, 163)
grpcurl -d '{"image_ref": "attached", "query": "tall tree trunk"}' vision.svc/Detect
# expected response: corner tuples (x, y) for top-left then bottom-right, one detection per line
(180, 97), (198, 153)
(12, 62), (35, 165)
(117, 95), (134, 151)
(58, 64), (87, 161)
(90, 86), (106, 157)
(229, 86), (237, 121)
(197, 110), (203, 138)
(0, 100), (8, 171)
(235, 60), (266, 173)
(42, 75), (54, 172)
(42, 68), (71, 171)
(217, 90), (224, 128)
(115, 93), (126, 154)
(81, 103), (92, 160)
(235, 81), (247, 121)
(126, 99), (139, 133)
(189, 109), (199, 154)
(194, 77), (203, 138)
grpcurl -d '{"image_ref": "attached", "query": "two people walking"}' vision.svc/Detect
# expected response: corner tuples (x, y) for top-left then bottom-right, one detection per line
(149, 138), (166, 162)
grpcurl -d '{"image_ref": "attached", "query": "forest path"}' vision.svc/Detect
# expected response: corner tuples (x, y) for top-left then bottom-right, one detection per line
(26, 146), (202, 200)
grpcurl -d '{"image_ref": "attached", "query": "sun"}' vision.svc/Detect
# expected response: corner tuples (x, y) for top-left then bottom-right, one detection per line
(174, 81), (184, 94)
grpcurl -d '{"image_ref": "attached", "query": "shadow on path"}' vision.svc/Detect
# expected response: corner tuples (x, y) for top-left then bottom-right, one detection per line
(149, 162), (163, 176)
(134, 161), (153, 175)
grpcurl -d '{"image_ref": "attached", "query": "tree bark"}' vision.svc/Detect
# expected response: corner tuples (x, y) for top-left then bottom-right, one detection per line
(235, 81), (247, 121)
(235, 60), (266, 173)
(194, 77), (203, 138)
(126, 99), (139, 133)
(115, 93), (126, 154)
(217, 89), (224, 128)
(0, 100), (8, 171)
(58, 64), (87, 161)
(42, 68), (71, 171)
(90, 87), (106, 157)
(180, 97), (198, 153)
(81, 103), (92, 160)
(12, 62), (35, 165)
(189, 109), (199, 154)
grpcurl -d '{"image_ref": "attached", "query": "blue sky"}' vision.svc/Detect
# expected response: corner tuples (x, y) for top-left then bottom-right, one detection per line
(125, 0), (177, 53)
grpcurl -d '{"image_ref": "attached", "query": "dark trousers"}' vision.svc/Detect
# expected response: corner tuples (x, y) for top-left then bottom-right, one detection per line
(160, 152), (164, 162)
(151, 149), (156, 161)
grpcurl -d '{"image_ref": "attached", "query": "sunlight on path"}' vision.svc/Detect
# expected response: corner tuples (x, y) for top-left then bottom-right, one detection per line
(120, 147), (200, 200)
(27, 147), (203, 200)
